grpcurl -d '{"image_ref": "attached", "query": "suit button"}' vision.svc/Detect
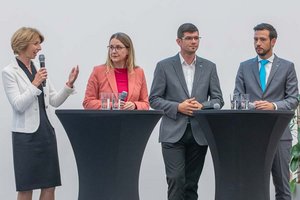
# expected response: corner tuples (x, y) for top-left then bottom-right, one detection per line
(45, 105), (48, 109)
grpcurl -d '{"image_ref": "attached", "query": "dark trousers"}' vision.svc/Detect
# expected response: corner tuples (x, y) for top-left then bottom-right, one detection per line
(162, 124), (208, 200)
(272, 140), (292, 200)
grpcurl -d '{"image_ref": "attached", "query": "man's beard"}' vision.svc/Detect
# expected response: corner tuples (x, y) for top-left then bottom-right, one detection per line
(256, 47), (271, 57)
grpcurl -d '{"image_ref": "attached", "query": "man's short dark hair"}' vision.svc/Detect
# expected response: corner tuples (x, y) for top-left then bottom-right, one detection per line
(177, 23), (198, 39)
(253, 23), (278, 40)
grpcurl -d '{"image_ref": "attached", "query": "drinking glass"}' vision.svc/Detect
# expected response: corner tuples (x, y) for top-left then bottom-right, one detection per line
(112, 93), (121, 110)
(100, 93), (111, 110)
(240, 94), (250, 110)
(230, 94), (239, 110)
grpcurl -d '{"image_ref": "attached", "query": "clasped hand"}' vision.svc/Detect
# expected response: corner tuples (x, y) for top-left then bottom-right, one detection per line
(253, 100), (274, 110)
(120, 101), (136, 110)
(178, 97), (202, 116)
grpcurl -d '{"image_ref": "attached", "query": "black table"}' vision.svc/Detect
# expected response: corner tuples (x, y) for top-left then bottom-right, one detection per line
(193, 110), (294, 200)
(55, 109), (163, 200)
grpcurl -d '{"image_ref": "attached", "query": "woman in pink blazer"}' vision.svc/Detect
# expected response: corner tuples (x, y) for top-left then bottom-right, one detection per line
(83, 32), (149, 110)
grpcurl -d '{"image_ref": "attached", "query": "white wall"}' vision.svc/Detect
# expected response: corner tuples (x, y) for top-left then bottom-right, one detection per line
(0, 0), (299, 199)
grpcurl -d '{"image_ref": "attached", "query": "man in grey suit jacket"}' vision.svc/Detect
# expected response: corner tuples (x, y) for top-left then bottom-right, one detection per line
(234, 23), (299, 200)
(149, 23), (224, 200)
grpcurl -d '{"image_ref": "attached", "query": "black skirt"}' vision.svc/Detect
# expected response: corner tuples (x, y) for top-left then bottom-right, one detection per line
(12, 122), (61, 191)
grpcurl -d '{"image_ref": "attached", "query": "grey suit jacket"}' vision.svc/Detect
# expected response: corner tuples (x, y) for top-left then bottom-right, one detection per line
(149, 53), (224, 145)
(234, 55), (299, 140)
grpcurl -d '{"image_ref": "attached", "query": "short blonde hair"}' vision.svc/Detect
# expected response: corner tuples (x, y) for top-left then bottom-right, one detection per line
(105, 32), (136, 72)
(11, 27), (44, 55)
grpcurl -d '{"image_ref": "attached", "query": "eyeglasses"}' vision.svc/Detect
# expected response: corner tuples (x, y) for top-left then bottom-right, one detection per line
(107, 45), (128, 51)
(181, 36), (201, 41)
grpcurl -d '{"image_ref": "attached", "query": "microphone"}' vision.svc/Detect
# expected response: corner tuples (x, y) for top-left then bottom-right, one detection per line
(120, 91), (128, 101)
(213, 103), (221, 110)
(202, 103), (221, 110)
(248, 102), (256, 110)
(39, 54), (46, 87)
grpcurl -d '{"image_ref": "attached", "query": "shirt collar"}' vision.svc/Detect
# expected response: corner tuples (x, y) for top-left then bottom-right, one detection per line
(258, 54), (274, 64)
(179, 53), (196, 65)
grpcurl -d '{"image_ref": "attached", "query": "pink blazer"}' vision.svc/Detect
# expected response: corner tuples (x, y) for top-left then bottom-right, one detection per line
(83, 64), (149, 110)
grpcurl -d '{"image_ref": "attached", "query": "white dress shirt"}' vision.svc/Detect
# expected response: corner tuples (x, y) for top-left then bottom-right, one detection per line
(179, 53), (196, 97)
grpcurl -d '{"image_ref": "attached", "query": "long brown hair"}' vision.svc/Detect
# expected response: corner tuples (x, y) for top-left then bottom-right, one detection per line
(105, 32), (136, 72)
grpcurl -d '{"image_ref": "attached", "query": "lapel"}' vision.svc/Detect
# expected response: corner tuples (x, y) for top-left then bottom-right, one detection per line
(127, 69), (136, 101)
(106, 67), (135, 99)
(251, 56), (262, 88)
(12, 59), (32, 85)
(106, 69), (119, 98)
(266, 55), (280, 90)
(191, 56), (203, 97)
(172, 54), (190, 97)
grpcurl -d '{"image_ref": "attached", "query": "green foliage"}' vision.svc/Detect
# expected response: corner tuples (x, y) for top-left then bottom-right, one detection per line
(291, 143), (300, 171)
(290, 94), (300, 193)
(290, 178), (297, 194)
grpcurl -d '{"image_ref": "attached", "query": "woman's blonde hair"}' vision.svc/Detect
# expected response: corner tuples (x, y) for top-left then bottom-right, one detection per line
(105, 32), (136, 72)
(11, 27), (44, 55)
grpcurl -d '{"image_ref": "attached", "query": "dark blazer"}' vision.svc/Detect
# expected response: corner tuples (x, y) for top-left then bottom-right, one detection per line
(149, 53), (224, 145)
(234, 55), (299, 140)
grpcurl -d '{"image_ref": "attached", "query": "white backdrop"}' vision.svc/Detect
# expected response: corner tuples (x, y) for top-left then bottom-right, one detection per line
(1, 0), (299, 199)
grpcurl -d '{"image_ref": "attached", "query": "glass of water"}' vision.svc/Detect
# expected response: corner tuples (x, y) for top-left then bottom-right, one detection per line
(240, 94), (250, 110)
(230, 94), (239, 110)
(111, 93), (121, 110)
(100, 93), (111, 110)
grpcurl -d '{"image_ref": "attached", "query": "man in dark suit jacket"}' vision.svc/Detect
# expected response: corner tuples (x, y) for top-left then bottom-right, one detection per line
(234, 23), (299, 200)
(149, 23), (224, 200)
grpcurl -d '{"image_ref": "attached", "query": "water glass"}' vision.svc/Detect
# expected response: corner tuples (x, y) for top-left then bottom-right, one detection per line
(240, 94), (250, 110)
(100, 93), (111, 110)
(230, 94), (239, 110)
(112, 93), (121, 110)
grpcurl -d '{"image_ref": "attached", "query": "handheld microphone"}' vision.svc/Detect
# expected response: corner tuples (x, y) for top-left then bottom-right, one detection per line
(213, 103), (221, 110)
(202, 103), (221, 110)
(38, 54), (46, 87)
(120, 91), (128, 101)
(248, 102), (256, 110)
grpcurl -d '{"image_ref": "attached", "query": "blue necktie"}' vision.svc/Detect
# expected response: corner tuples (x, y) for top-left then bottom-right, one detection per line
(259, 60), (269, 92)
